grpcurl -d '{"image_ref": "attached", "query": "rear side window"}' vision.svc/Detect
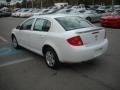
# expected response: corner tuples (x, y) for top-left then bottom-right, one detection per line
(55, 16), (93, 31)
(33, 18), (51, 32)
(20, 18), (35, 30)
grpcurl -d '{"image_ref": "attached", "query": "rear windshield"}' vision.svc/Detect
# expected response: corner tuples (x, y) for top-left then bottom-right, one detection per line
(55, 16), (93, 31)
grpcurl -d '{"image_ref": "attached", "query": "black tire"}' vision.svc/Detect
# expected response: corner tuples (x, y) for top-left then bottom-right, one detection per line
(44, 48), (60, 69)
(12, 36), (20, 49)
(86, 17), (92, 22)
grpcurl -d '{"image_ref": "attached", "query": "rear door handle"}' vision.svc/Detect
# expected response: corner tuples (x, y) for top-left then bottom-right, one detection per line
(40, 35), (45, 37)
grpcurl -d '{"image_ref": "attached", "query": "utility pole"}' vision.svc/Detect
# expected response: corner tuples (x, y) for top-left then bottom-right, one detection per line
(26, 0), (27, 8)
(31, 0), (33, 8)
(92, 0), (95, 5)
(41, 0), (42, 9)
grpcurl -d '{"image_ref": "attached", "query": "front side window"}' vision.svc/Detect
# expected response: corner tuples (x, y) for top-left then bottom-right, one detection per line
(23, 9), (29, 12)
(33, 18), (51, 32)
(55, 16), (93, 31)
(21, 18), (34, 30)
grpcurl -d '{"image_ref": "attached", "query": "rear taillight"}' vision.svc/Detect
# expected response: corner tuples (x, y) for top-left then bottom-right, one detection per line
(67, 36), (83, 46)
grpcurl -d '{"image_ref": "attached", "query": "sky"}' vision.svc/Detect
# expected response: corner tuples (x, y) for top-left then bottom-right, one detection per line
(0, 0), (17, 1)
(0, 0), (18, 1)
(0, 0), (23, 4)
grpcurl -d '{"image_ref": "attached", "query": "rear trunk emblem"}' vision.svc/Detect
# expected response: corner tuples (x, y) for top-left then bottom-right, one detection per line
(95, 35), (98, 40)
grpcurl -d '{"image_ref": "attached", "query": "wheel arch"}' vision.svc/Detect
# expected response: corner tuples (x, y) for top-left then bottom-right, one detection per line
(11, 33), (15, 39)
(42, 44), (62, 62)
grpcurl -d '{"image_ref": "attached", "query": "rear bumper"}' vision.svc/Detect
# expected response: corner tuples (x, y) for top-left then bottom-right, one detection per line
(59, 39), (108, 63)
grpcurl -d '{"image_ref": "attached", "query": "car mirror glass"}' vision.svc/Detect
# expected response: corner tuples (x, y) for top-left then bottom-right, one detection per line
(20, 25), (24, 30)
(16, 25), (21, 29)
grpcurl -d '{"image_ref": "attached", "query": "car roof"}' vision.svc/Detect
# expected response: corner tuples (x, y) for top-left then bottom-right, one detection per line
(31, 14), (81, 19)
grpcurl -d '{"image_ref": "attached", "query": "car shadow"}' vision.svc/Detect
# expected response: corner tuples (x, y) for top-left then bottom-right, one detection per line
(11, 45), (104, 72)
(59, 58), (102, 71)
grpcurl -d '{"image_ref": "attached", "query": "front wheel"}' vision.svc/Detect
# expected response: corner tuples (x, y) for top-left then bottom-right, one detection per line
(45, 48), (60, 69)
(12, 36), (20, 49)
(86, 17), (92, 22)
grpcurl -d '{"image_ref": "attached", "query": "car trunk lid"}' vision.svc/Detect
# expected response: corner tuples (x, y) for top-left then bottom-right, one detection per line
(75, 27), (106, 46)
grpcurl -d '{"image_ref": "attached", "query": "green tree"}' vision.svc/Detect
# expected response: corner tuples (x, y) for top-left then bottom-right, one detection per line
(20, 0), (119, 8)
(0, 4), (5, 9)
(6, 0), (11, 7)
(16, 2), (21, 8)
(22, 0), (27, 8)
(114, 0), (120, 4)
(6, 0), (11, 3)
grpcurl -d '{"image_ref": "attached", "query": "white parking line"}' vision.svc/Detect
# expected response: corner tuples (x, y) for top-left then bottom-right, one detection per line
(0, 57), (34, 68)
(0, 36), (8, 42)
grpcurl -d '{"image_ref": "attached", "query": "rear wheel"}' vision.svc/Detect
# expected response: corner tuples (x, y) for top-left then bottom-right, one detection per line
(86, 17), (92, 22)
(44, 48), (60, 69)
(12, 36), (20, 49)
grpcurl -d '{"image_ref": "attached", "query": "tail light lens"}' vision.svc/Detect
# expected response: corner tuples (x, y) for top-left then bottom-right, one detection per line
(67, 36), (83, 46)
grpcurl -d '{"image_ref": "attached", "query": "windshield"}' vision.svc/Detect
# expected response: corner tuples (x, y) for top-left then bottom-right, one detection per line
(84, 10), (96, 14)
(55, 9), (72, 14)
(16, 9), (22, 12)
(55, 16), (93, 31)
(23, 9), (29, 12)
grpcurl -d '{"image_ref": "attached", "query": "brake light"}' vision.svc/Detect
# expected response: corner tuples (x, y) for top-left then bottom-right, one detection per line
(67, 36), (83, 46)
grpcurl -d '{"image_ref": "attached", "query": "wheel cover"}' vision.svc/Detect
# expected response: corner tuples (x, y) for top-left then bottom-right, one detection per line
(12, 38), (17, 48)
(46, 51), (55, 67)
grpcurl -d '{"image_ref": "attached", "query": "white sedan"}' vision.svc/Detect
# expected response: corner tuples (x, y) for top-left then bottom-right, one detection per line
(11, 15), (108, 69)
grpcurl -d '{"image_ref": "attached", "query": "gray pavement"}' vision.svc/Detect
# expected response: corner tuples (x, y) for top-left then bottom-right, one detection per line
(0, 17), (120, 90)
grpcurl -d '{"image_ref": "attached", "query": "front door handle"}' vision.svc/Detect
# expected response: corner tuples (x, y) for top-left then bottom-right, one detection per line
(39, 35), (45, 37)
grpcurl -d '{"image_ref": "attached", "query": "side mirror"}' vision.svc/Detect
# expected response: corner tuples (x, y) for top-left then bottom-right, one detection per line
(16, 25), (21, 29)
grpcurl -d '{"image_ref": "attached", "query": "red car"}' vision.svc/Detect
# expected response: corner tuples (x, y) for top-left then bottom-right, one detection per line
(100, 12), (120, 28)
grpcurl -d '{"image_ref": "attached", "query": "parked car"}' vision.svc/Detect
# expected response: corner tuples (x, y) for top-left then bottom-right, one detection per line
(19, 9), (33, 18)
(12, 8), (20, 12)
(44, 8), (60, 14)
(69, 10), (102, 22)
(97, 6), (111, 11)
(54, 8), (71, 14)
(12, 9), (29, 17)
(18, 9), (41, 17)
(0, 10), (11, 17)
(54, 9), (102, 22)
(33, 9), (49, 16)
(31, 9), (41, 16)
(71, 5), (86, 11)
(100, 11), (120, 28)
(11, 9), (20, 17)
(0, 10), (4, 17)
(11, 15), (108, 69)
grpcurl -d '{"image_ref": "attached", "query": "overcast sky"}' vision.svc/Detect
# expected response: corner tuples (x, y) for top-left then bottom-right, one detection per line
(0, 0), (23, 4)
(0, 0), (22, 1)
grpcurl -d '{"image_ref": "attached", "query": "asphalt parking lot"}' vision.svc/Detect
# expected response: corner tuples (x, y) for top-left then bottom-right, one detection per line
(0, 17), (120, 90)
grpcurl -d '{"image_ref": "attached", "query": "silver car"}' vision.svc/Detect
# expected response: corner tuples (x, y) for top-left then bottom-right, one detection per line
(69, 10), (102, 22)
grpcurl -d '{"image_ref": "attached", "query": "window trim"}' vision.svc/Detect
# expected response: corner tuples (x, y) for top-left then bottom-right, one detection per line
(33, 18), (51, 32)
